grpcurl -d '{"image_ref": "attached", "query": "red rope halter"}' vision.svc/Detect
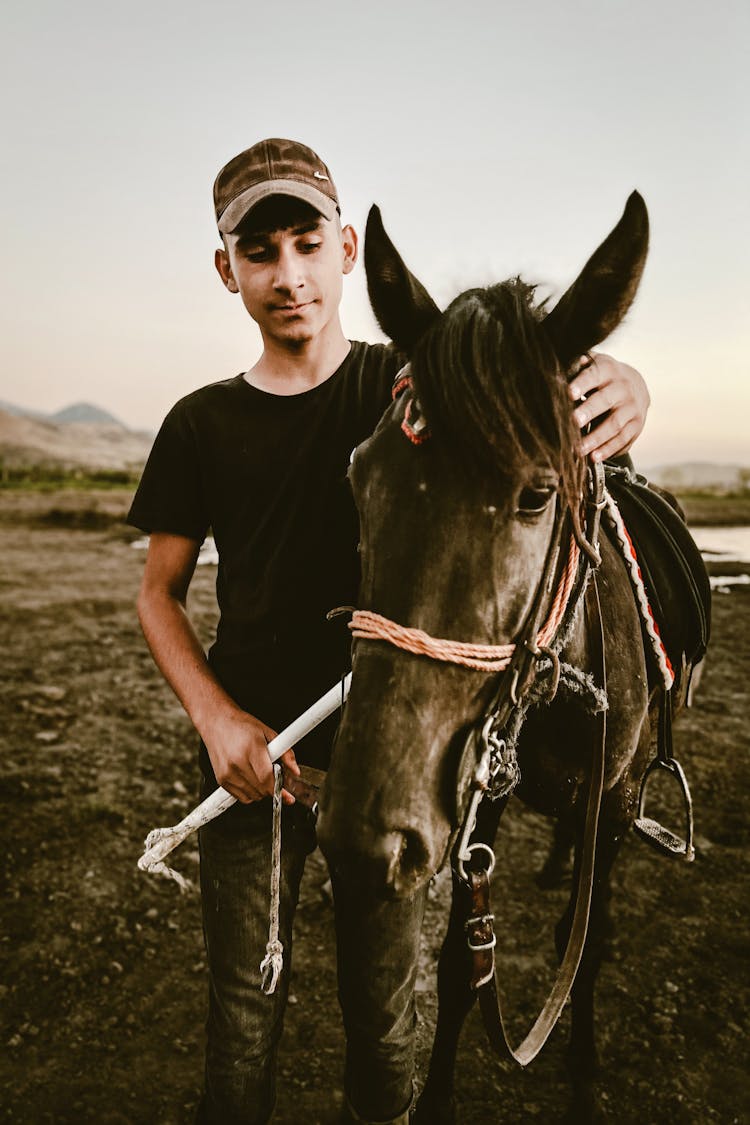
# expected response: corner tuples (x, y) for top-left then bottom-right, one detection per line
(350, 534), (580, 672)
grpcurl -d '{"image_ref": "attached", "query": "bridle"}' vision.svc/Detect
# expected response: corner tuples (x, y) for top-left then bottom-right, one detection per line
(350, 364), (606, 778)
(348, 364), (609, 1065)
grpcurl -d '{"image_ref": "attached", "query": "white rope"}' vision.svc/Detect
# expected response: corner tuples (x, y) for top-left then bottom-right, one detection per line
(603, 491), (675, 691)
(138, 673), (352, 889)
(259, 764), (284, 994)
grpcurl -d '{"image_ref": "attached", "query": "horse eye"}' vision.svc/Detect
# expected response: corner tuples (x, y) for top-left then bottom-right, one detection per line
(517, 484), (556, 515)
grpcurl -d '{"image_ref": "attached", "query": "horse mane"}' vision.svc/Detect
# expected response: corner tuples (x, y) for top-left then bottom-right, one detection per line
(410, 279), (584, 523)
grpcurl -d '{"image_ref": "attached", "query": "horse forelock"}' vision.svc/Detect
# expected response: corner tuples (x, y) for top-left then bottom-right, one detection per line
(410, 279), (583, 518)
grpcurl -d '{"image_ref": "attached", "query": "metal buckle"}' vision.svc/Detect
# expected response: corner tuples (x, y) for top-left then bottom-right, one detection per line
(465, 912), (497, 952)
(465, 912), (495, 928)
(457, 842), (496, 883)
(633, 756), (695, 861)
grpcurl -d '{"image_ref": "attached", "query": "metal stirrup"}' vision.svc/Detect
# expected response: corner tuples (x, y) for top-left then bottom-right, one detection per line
(634, 756), (695, 861)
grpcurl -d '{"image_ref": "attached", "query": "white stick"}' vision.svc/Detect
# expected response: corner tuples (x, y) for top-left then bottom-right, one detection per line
(138, 673), (351, 887)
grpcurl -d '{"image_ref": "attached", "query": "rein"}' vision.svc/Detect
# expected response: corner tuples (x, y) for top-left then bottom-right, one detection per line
(453, 463), (607, 1067)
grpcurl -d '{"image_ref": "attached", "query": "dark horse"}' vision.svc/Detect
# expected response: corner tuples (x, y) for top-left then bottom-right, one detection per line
(317, 193), (684, 1120)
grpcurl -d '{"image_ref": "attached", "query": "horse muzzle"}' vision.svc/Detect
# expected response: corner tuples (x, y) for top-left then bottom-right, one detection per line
(317, 799), (441, 898)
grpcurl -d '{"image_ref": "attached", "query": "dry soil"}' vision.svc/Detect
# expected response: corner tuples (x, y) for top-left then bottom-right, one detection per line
(1, 489), (747, 1123)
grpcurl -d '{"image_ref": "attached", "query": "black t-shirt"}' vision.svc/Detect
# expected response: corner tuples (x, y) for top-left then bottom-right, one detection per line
(128, 340), (401, 769)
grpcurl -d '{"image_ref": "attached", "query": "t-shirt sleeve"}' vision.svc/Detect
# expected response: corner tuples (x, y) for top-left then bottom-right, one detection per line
(127, 402), (209, 540)
(361, 342), (407, 423)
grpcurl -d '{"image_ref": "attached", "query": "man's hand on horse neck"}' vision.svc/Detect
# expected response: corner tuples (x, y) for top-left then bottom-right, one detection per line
(568, 353), (651, 462)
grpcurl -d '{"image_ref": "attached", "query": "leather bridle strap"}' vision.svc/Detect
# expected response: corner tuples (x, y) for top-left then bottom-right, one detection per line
(483, 500), (568, 728)
(465, 572), (607, 1066)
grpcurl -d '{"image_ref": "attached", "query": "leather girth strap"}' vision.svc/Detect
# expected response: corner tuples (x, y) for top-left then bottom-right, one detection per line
(465, 573), (607, 1066)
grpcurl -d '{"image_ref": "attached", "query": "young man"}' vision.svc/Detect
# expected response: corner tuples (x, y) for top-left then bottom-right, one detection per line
(128, 138), (650, 1125)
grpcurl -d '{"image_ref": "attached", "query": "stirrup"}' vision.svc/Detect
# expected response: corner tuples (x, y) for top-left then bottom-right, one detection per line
(633, 756), (695, 861)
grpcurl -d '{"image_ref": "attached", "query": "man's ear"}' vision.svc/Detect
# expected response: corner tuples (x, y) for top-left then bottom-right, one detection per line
(215, 246), (239, 294)
(341, 223), (358, 276)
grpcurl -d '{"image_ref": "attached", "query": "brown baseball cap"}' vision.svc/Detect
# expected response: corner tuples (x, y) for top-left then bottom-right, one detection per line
(214, 138), (339, 233)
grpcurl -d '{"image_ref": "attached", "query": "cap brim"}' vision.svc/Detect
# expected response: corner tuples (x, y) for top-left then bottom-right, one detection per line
(217, 179), (337, 232)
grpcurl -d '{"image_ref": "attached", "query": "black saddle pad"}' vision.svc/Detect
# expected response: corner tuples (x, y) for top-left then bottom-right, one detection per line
(603, 464), (711, 687)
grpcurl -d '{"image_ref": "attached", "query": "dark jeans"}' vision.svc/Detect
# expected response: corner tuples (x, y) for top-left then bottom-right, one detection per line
(196, 797), (425, 1125)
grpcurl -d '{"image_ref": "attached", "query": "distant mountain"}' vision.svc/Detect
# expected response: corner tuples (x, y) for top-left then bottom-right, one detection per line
(0, 399), (127, 428)
(49, 402), (125, 426)
(645, 462), (749, 492)
(0, 399), (49, 421)
(0, 409), (153, 472)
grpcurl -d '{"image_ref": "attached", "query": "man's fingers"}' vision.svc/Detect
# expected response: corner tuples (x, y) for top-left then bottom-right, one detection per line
(279, 746), (300, 776)
(586, 426), (638, 462)
(568, 351), (648, 460)
(227, 776), (296, 806)
(229, 744), (273, 801)
(568, 355), (601, 400)
(573, 385), (624, 429)
(580, 411), (622, 456)
(568, 351), (617, 399)
(261, 721), (279, 744)
(582, 413), (638, 461)
(226, 778), (266, 804)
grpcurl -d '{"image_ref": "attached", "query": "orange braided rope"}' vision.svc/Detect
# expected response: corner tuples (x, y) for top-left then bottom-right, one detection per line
(350, 535), (580, 672)
(538, 533), (580, 647)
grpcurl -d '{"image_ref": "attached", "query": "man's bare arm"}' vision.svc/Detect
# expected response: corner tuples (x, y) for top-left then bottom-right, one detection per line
(136, 532), (298, 804)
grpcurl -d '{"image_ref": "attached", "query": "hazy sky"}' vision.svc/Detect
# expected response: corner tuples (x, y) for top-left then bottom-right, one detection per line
(2, 0), (748, 464)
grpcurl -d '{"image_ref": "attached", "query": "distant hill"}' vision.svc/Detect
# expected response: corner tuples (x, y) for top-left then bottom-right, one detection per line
(0, 399), (128, 428)
(645, 462), (749, 493)
(0, 399), (49, 422)
(49, 402), (125, 426)
(0, 408), (153, 473)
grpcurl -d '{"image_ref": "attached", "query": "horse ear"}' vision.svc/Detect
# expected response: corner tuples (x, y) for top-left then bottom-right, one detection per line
(543, 191), (649, 369)
(365, 205), (441, 353)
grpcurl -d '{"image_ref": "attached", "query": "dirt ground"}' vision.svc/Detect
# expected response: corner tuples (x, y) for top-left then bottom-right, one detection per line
(1, 489), (748, 1124)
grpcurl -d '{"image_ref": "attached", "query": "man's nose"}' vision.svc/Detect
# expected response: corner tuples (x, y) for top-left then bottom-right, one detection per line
(273, 247), (303, 294)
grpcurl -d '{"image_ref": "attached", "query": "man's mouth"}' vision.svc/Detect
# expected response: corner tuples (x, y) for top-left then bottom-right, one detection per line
(271, 301), (313, 314)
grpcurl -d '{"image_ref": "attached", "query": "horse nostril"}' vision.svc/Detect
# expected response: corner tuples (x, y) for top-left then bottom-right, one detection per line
(401, 829), (430, 877)
(385, 829), (431, 893)
(319, 821), (433, 895)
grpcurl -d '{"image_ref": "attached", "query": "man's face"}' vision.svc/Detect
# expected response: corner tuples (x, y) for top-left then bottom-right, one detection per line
(216, 198), (357, 347)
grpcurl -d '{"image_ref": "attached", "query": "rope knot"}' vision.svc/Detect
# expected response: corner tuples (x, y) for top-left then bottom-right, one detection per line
(260, 940), (284, 995)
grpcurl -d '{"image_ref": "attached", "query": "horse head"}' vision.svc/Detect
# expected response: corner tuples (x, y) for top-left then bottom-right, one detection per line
(316, 195), (649, 896)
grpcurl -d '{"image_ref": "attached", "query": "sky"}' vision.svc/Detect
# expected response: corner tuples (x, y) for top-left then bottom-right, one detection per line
(1, 0), (748, 465)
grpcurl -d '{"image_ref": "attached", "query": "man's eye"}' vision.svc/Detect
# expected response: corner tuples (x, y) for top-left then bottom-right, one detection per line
(300, 241), (321, 253)
(245, 250), (269, 262)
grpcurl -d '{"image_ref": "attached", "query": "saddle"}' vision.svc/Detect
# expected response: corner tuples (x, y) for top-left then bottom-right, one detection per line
(603, 459), (711, 696)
